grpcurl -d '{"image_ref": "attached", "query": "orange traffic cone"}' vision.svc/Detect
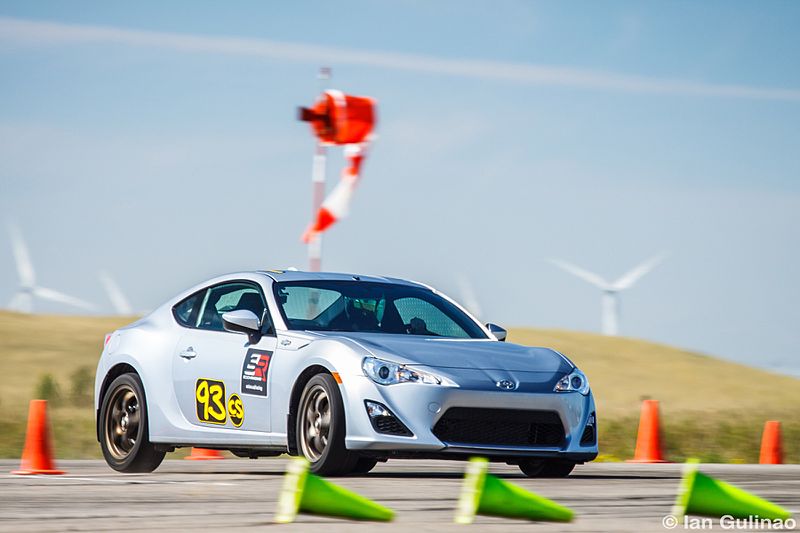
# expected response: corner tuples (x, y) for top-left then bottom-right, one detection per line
(11, 400), (65, 475)
(759, 421), (783, 464)
(185, 447), (224, 460)
(628, 399), (668, 463)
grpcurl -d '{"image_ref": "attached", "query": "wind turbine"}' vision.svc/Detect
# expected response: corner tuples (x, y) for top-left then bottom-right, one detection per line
(456, 274), (482, 319)
(99, 270), (134, 315)
(7, 224), (95, 313)
(548, 253), (667, 336)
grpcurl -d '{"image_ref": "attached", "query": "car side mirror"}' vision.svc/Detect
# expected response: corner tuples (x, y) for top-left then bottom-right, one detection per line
(223, 310), (261, 343)
(486, 323), (507, 342)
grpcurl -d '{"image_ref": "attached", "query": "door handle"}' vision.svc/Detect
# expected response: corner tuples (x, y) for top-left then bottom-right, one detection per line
(179, 347), (197, 360)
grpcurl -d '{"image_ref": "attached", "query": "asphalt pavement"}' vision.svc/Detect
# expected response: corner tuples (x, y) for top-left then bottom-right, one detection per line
(0, 459), (797, 532)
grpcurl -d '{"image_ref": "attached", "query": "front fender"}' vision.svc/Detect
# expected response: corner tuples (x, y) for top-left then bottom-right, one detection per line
(271, 338), (366, 441)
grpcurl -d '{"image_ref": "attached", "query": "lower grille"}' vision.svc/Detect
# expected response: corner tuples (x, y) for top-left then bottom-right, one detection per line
(433, 408), (565, 447)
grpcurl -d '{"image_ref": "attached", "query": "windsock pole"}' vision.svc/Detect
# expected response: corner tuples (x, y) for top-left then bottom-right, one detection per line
(309, 142), (325, 272)
(308, 67), (330, 273)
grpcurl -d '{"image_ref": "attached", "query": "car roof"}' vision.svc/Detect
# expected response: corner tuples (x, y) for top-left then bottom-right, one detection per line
(257, 269), (426, 288)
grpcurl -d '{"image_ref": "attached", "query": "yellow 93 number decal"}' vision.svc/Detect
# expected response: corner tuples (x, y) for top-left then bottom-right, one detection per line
(228, 393), (244, 427)
(195, 379), (226, 424)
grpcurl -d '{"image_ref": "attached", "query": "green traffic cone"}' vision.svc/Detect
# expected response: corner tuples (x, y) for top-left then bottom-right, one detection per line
(672, 459), (791, 521)
(275, 457), (394, 523)
(455, 457), (574, 524)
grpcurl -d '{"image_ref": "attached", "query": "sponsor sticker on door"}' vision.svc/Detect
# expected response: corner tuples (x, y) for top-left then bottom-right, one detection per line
(241, 349), (272, 396)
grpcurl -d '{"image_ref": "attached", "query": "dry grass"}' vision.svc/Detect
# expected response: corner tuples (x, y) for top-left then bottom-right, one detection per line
(0, 311), (797, 461)
(0, 311), (131, 411)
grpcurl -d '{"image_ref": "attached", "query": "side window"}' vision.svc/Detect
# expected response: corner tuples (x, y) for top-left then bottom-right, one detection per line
(393, 297), (470, 338)
(195, 282), (271, 333)
(173, 290), (205, 327)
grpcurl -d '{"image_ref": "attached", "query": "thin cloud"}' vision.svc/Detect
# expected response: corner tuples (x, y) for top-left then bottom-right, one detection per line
(2, 16), (800, 102)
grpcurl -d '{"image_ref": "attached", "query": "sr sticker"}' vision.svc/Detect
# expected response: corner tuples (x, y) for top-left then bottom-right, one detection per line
(227, 393), (244, 427)
(195, 378), (226, 424)
(241, 349), (272, 396)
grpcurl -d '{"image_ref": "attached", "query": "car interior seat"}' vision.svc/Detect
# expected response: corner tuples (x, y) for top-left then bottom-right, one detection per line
(235, 292), (265, 320)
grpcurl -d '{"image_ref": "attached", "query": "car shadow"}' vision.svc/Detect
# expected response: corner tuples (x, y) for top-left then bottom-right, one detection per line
(165, 468), (675, 481)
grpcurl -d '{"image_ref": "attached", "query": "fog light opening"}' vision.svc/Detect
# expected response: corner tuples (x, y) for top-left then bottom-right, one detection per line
(581, 411), (597, 446)
(365, 400), (391, 418)
(363, 400), (414, 437)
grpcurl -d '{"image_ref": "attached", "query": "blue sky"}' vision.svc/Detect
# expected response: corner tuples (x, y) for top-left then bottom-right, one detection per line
(1, 1), (799, 375)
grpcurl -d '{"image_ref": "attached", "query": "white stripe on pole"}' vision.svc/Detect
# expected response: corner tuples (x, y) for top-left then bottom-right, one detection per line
(308, 67), (331, 272)
(309, 143), (326, 272)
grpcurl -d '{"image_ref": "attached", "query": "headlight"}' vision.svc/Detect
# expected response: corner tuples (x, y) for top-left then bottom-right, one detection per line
(362, 357), (457, 386)
(554, 369), (590, 395)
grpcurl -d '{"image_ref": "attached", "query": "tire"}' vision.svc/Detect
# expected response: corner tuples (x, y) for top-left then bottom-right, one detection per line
(99, 373), (165, 473)
(296, 373), (358, 476)
(349, 456), (379, 475)
(519, 459), (576, 478)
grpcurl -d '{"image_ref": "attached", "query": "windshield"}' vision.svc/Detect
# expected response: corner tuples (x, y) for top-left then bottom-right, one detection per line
(273, 281), (487, 339)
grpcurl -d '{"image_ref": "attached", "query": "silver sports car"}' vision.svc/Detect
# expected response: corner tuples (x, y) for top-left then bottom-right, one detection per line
(95, 270), (598, 477)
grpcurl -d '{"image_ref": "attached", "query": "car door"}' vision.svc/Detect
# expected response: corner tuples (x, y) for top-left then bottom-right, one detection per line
(171, 281), (277, 441)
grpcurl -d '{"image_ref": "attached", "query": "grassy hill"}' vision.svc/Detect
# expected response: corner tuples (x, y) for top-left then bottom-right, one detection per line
(0, 311), (797, 462)
(508, 329), (800, 418)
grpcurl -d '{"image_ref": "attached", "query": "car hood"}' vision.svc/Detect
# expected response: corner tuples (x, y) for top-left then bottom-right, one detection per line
(313, 332), (573, 373)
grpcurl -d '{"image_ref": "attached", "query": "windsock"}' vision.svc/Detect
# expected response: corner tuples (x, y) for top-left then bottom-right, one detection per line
(299, 89), (376, 242)
(302, 144), (367, 242)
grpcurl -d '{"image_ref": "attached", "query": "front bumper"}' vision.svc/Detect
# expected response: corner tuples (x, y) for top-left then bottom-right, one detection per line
(341, 374), (598, 462)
